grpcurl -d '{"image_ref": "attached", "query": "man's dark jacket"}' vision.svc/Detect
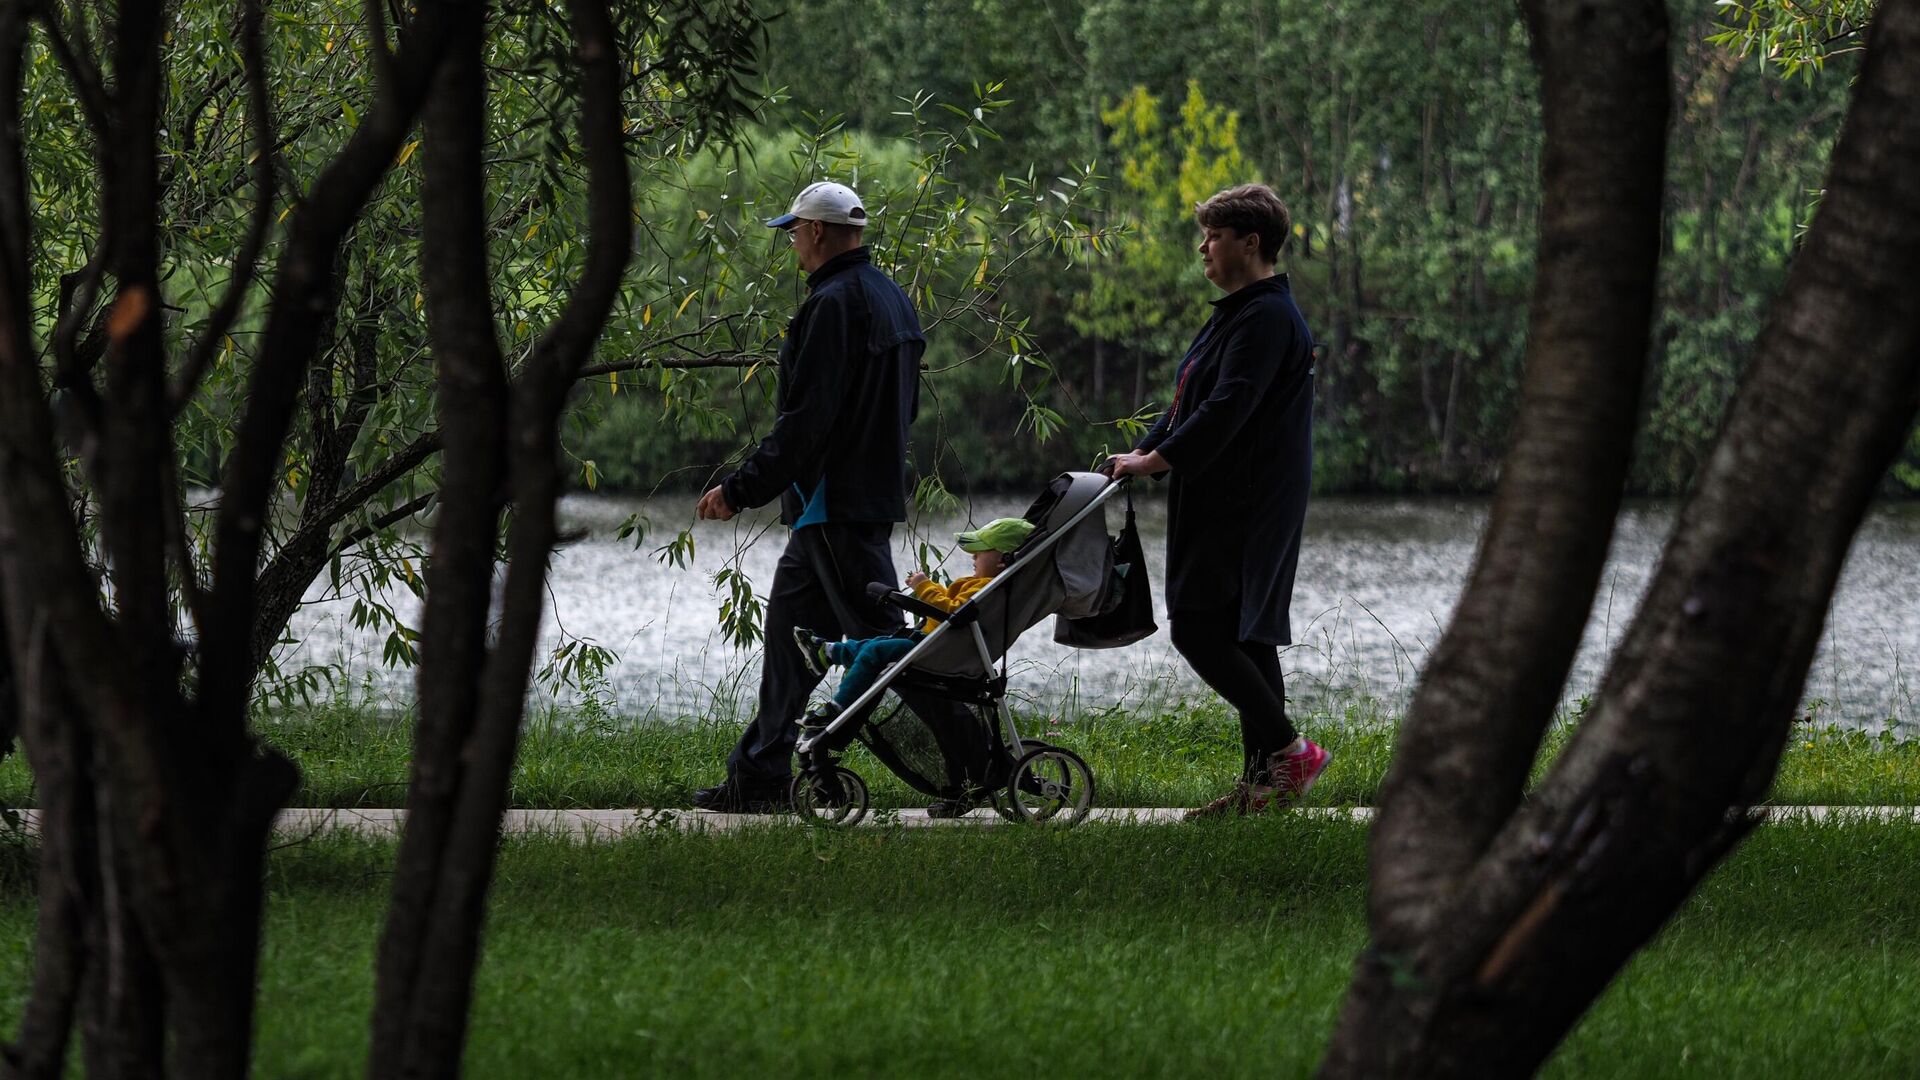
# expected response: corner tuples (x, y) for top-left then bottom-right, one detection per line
(1136, 273), (1313, 644)
(722, 247), (924, 523)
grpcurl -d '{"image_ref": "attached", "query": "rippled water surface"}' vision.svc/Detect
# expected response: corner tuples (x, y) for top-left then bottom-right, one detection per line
(286, 494), (1920, 731)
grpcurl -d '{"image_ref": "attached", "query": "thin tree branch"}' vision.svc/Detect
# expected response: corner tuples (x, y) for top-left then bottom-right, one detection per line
(174, 69), (239, 157)
(296, 430), (444, 548)
(516, 0), (632, 402)
(364, 0), (398, 87)
(29, 4), (108, 143)
(171, 0), (277, 416)
(331, 491), (434, 556)
(159, 451), (208, 644)
(577, 350), (769, 378)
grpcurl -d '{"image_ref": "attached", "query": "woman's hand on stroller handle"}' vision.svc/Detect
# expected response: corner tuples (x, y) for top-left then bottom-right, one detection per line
(1104, 450), (1168, 479)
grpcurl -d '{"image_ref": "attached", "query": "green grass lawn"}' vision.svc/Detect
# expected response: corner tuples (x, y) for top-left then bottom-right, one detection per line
(2, 818), (1914, 1077)
(7, 697), (1912, 809)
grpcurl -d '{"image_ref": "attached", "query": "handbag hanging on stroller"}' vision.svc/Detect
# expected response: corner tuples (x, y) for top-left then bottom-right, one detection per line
(790, 472), (1149, 826)
(1054, 485), (1158, 649)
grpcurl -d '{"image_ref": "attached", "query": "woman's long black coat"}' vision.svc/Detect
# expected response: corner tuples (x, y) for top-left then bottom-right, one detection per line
(1135, 273), (1313, 645)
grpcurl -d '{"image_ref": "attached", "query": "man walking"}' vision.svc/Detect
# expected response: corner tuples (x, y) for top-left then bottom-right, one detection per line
(691, 181), (924, 812)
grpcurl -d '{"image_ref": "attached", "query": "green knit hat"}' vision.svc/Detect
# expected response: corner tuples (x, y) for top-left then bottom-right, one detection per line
(956, 517), (1035, 554)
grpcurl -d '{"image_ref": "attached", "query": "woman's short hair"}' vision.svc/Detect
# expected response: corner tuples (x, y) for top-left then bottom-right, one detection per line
(1195, 183), (1291, 262)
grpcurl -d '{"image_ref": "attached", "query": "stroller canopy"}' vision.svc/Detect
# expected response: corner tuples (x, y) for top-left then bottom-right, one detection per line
(910, 472), (1117, 678)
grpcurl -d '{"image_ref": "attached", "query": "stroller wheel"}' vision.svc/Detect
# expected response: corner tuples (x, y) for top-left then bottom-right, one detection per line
(790, 766), (870, 827)
(1003, 745), (1095, 827)
(990, 740), (1054, 822)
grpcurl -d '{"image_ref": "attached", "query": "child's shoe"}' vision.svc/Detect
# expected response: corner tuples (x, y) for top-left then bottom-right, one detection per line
(800, 700), (843, 731)
(794, 627), (834, 677)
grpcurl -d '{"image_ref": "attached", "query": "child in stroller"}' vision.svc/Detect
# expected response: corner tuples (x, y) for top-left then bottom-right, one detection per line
(785, 472), (1139, 827)
(792, 516), (1035, 729)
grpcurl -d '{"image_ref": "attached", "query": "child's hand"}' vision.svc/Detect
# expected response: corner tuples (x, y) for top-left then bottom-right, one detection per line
(905, 571), (930, 589)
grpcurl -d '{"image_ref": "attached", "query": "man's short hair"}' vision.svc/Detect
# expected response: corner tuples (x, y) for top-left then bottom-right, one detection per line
(1195, 183), (1291, 262)
(820, 220), (864, 243)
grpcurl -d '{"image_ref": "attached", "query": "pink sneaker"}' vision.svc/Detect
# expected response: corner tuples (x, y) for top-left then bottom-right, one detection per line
(1267, 739), (1331, 807)
(1182, 740), (1332, 820)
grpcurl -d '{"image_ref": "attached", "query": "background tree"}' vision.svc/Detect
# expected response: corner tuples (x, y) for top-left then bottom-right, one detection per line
(754, 0), (1884, 495)
(1067, 81), (1246, 411)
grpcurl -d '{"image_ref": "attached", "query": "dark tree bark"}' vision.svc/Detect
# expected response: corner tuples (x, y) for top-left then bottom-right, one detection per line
(368, 9), (513, 1071)
(1360, 0), (1673, 957)
(0, 582), (15, 771)
(0, 1), (465, 1074)
(0, 608), (89, 1080)
(1321, 0), (1920, 1074)
(369, 1), (631, 1074)
(199, 0), (470, 732)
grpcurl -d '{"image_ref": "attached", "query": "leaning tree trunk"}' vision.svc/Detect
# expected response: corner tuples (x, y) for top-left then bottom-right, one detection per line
(1321, 0), (1920, 1074)
(368, 1), (630, 1075)
(1358, 0), (1673, 951)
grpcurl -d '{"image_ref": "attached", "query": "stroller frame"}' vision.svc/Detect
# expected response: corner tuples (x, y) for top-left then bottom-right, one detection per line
(790, 475), (1132, 824)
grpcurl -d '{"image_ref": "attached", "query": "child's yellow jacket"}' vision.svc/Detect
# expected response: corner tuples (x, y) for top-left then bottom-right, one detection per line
(909, 576), (993, 634)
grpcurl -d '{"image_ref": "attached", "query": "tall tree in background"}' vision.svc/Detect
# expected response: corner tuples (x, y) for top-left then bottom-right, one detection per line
(1068, 81), (1246, 407)
(1320, 0), (1920, 1073)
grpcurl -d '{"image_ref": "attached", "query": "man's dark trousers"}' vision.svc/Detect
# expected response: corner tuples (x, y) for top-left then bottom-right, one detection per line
(727, 521), (901, 783)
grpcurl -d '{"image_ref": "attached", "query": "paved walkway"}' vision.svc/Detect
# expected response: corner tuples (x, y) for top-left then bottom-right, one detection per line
(13, 805), (1920, 840)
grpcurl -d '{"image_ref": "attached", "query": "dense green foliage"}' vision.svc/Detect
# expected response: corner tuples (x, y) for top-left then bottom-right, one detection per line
(4, 821), (1915, 1075)
(724, 0), (1906, 495)
(13, 0), (1911, 709)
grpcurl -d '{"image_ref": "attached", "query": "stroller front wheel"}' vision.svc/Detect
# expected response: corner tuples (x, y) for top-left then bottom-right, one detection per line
(790, 766), (870, 827)
(1003, 745), (1095, 827)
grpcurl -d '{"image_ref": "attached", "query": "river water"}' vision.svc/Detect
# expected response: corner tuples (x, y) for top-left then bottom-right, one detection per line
(285, 493), (1920, 732)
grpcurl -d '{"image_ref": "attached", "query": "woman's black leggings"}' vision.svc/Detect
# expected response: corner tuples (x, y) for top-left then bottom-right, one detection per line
(1170, 613), (1297, 780)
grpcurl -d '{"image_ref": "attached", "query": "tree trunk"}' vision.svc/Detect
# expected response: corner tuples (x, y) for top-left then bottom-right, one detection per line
(369, 2), (630, 1074)
(0, 584), (15, 773)
(0, 620), (89, 1080)
(1348, 0), (1673, 960)
(369, 9), (514, 1072)
(1322, 0), (1920, 1073)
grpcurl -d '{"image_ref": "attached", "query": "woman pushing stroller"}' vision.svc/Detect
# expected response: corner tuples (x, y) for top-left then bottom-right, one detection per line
(1106, 182), (1331, 818)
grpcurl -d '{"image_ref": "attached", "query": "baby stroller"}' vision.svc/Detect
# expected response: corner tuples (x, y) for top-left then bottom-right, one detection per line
(791, 471), (1140, 826)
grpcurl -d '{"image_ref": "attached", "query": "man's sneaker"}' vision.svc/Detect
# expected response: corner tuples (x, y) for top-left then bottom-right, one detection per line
(794, 627), (834, 677)
(1268, 739), (1332, 807)
(690, 775), (789, 814)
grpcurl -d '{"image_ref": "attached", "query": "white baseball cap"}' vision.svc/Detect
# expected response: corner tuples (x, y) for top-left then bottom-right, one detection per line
(765, 181), (870, 229)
